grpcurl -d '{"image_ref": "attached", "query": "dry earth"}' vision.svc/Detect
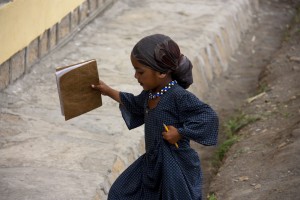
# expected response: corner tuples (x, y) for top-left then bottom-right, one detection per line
(193, 0), (300, 199)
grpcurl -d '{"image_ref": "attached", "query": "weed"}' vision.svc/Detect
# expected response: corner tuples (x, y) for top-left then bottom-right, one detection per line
(257, 82), (269, 94)
(212, 112), (260, 168)
(283, 4), (300, 42)
(207, 193), (217, 200)
(296, 5), (300, 23)
(212, 135), (239, 168)
(225, 113), (260, 137)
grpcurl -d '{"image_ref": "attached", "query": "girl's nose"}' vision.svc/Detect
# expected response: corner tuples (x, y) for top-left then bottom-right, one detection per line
(134, 72), (139, 79)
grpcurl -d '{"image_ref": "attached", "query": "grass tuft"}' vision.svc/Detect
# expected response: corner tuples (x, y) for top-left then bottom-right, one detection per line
(212, 112), (260, 168)
(207, 193), (217, 200)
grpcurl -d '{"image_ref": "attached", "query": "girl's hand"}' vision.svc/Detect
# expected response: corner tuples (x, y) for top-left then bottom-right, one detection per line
(162, 125), (182, 145)
(91, 80), (110, 96)
(91, 81), (121, 103)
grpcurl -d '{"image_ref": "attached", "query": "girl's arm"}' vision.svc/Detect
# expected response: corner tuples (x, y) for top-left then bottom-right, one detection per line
(91, 81), (121, 104)
(177, 93), (219, 146)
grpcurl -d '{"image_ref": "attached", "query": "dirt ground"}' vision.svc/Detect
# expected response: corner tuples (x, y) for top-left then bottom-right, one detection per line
(192, 0), (300, 199)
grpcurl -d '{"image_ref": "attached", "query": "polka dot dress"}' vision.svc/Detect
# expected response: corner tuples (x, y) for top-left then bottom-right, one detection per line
(108, 84), (219, 200)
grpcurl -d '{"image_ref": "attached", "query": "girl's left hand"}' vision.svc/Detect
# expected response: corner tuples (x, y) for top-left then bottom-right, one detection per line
(162, 125), (182, 145)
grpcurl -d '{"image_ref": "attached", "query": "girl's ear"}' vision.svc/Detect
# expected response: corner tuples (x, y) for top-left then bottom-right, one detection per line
(157, 72), (167, 79)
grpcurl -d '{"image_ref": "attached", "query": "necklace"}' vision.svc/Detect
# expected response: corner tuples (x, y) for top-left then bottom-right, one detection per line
(148, 80), (177, 100)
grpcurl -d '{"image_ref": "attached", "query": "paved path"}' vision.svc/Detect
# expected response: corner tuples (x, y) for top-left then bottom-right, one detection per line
(0, 0), (257, 199)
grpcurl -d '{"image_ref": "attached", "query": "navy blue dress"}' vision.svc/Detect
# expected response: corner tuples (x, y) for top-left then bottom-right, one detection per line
(108, 84), (218, 200)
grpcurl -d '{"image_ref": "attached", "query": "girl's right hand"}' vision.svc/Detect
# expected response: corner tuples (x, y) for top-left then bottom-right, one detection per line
(91, 80), (110, 96)
(91, 80), (121, 103)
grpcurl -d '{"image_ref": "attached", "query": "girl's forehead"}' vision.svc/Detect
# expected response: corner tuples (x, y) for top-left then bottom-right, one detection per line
(130, 54), (158, 73)
(131, 56), (148, 69)
(133, 63), (150, 71)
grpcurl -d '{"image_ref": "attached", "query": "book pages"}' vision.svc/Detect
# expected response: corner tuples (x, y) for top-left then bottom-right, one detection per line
(55, 59), (102, 120)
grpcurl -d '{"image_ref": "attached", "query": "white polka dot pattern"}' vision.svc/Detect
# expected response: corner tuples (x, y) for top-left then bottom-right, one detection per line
(109, 84), (218, 200)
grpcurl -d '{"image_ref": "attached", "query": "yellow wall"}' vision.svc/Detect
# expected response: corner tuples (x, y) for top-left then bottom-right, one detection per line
(0, 0), (85, 64)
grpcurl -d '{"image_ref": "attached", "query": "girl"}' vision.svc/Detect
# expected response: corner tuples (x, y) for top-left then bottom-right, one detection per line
(92, 34), (218, 200)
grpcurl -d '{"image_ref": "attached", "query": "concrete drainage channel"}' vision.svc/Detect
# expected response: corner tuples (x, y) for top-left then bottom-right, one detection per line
(96, 0), (259, 199)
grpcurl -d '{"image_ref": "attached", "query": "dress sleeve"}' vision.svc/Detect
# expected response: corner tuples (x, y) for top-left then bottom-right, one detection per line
(177, 93), (219, 146)
(119, 91), (147, 130)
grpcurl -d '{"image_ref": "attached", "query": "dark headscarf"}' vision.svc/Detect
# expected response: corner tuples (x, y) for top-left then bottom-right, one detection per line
(131, 34), (193, 89)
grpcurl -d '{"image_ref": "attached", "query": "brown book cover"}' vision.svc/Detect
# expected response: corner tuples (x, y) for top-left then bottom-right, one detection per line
(55, 59), (102, 120)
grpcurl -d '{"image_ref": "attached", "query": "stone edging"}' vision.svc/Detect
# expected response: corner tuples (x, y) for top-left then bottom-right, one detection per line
(190, 0), (259, 97)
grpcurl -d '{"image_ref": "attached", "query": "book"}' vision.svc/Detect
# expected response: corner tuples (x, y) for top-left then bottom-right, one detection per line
(55, 59), (102, 120)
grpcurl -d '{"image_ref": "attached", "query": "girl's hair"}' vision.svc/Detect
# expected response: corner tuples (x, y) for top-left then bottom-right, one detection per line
(131, 34), (193, 89)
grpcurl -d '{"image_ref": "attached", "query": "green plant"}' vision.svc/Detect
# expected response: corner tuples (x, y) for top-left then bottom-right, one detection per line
(212, 112), (260, 167)
(257, 82), (269, 94)
(283, 4), (300, 42)
(215, 136), (238, 161)
(224, 113), (260, 137)
(207, 193), (217, 200)
(295, 6), (300, 24)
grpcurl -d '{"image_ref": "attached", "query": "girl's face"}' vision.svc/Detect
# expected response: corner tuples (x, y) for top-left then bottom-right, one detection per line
(131, 55), (168, 92)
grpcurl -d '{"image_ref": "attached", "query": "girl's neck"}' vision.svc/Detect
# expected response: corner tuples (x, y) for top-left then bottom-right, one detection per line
(148, 79), (177, 101)
(152, 77), (173, 93)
